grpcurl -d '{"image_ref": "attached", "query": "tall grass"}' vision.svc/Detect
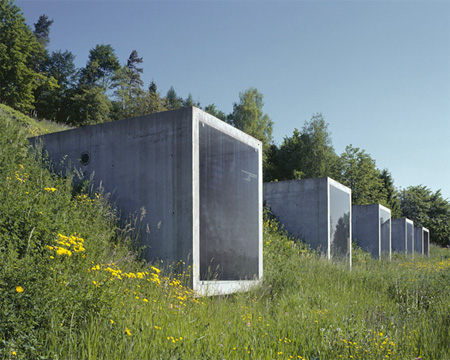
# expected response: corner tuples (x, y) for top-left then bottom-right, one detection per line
(1, 106), (450, 359)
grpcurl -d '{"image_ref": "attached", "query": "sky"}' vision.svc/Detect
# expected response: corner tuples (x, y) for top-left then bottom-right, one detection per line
(16, 0), (450, 200)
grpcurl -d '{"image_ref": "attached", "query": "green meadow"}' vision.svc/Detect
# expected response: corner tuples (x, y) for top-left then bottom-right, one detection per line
(1, 105), (449, 359)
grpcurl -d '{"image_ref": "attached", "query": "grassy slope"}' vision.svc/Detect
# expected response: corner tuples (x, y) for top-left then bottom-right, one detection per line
(1, 105), (450, 359)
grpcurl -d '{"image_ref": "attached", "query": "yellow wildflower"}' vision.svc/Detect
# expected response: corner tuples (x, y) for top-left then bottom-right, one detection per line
(126, 328), (132, 336)
(151, 266), (161, 273)
(16, 286), (24, 293)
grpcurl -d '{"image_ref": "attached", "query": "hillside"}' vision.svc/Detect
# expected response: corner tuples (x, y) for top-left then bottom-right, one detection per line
(1, 105), (450, 359)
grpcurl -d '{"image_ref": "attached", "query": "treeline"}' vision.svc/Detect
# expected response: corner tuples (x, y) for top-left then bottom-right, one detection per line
(1, 0), (449, 246)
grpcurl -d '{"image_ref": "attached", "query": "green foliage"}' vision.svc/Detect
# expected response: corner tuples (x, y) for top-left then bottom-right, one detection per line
(0, 103), (70, 135)
(334, 145), (387, 206)
(379, 169), (401, 218)
(70, 86), (112, 126)
(271, 113), (338, 181)
(0, 0), (45, 112)
(33, 14), (53, 47)
(34, 50), (76, 122)
(166, 86), (183, 110)
(0, 110), (122, 357)
(231, 87), (274, 153)
(400, 185), (450, 246)
(204, 103), (228, 122)
(126, 50), (143, 89)
(79, 44), (120, 91)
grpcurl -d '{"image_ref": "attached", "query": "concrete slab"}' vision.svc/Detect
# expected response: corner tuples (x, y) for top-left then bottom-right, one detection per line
(414, 226), (430, 257)
(423, 227), (430, 257)
(391, 218), (414, 257)
(352, 204), (391, 259)
(263, 177), (352, 265)
(31, 107), (263, 296)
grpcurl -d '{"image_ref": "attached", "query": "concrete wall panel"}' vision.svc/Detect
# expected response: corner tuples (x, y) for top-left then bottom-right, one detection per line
(391, 218), (414, 256)
(32, 107), (262, 296)
(264, 177), (351, 263)
(352, 204), (391, 259)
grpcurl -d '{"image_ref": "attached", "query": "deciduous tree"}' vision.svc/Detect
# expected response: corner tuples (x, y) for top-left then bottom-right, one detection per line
(230, 87), (273, 153)
(334, 145), (387, 206)
(274, 113), (337, 181)
(79, 44), (120, 91)
(34, 50), (76, 122)
(0, 0), (45, 112)
(400, 185), (450, 246)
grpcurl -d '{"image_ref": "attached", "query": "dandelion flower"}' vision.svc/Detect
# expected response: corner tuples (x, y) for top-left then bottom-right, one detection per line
(16, 286), (24, 293)
(126, 328), (132, 336)
(110, 319), (114, 325)
(11, 351), (17, 356)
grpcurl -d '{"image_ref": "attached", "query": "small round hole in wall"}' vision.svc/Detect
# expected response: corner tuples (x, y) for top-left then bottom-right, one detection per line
(80, 152), (90, 166)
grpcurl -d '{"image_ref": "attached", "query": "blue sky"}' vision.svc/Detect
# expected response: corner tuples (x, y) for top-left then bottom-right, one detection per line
(17, 0), (450, 200)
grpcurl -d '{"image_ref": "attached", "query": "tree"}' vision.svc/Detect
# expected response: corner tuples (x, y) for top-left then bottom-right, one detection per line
(112, 50), (147, 119)
(273, 113), (338, 181)
(230, 87), (273, 152)
(334, 145), (387, 206)
(31, 14), (53, 73)
(79, 44), (120, 91)
(166, 86), (183, 110)
(34, 50), (76, 122)
(70, 86), (111, 126)
(204, 104), (227, 122)
(379, 169), (401, 218)
(133, 90), (168, 116)
(33, 14), (53, 47)
(126, 50), (143, 89)
(148, 80), (157, 94)
(0, 0), (45, 112)
(400, 186), (450, 246)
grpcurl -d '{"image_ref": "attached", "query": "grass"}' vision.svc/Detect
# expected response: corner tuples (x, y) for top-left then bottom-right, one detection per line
(1, 105), (450, 359)
(0, 104), (71, 137)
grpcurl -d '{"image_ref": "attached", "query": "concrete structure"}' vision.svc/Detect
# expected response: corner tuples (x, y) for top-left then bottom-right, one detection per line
(414, 226), (430, 257)
(31, 107), (263, 296)
(352, 204), (391, 259)
(263, 177), (352, 264)
(391, 218), (414, 256)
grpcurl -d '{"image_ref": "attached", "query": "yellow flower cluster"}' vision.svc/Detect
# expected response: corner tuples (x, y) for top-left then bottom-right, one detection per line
(166, 336), (183, 343)
(44, 187), (57, 192)
(339, 330), (396, 359)
(14, 165), (28, 183)
(399, 258), (450, 273)
(76, 193), (100, 204)
(90, 262), (161, 285)
(28, 126), (40, 136)
(47, 233), (85, 257)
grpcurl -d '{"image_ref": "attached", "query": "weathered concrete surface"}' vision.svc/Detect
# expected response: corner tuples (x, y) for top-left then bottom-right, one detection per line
(352, 204), (391, 259)
(263, 177), (351, 264)
(423, 227), (430, 257)
(414, 226), (430, 257)
(31, 107), (263, 296)
(391, 218), (414, 257)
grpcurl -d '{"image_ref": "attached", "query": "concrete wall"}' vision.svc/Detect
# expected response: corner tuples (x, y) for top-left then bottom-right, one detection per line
(31, 107), (263, 296)
(263, 177), (351, 263)
(414, 226), (430, 257)
(406, 220), (414, 258)
(423, 228), (430, 257)
(352, 204), (391, 259)
(414, 227), (424, 255)
(391, 218), (414, 255)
